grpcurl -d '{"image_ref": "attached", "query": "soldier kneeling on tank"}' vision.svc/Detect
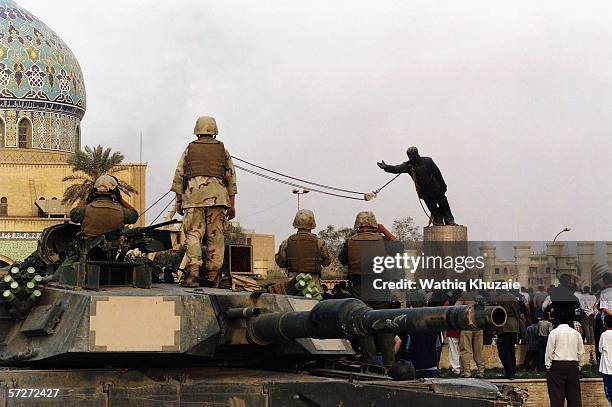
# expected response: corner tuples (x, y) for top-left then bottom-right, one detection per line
(338, 211), (403, 369)
(275, 209), (331, 297)
(70, 175), (138, 238)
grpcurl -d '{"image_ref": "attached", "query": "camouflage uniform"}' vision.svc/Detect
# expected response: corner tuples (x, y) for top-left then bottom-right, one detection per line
(338, 211), (396, 368)
(172, 117), (237, 287)
(275, 210), (331, 297)
(70, 175), (138, 238)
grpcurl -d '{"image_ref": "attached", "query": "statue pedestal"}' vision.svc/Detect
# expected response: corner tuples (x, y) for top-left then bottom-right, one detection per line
(419, 225), (470, 283)
(423, 225), (468, 242)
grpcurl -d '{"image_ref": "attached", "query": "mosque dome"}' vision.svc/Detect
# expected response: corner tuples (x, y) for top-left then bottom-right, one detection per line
(0, 0), (86, 159)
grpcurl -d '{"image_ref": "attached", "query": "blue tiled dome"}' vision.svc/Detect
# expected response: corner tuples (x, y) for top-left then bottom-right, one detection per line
(0, 0), (85, 119)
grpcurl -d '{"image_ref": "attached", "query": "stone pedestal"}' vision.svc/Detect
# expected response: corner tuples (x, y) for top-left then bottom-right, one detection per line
(423, 225), (468, 242)
(419, 225), (469, 282)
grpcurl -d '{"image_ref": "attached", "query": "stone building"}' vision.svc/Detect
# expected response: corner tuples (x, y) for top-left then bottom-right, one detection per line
(0, 0), (146, 265)
(480, 242), (612, 289)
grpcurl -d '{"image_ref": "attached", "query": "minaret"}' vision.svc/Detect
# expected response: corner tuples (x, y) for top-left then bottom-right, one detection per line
(546, 242), (566, 285)
(479, 246), (496, 281)
(514, 245), (531, 289)
(576, 242), (595, 288)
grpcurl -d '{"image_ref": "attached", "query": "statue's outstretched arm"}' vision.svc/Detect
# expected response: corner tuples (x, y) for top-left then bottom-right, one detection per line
(379, 161), (410, 174)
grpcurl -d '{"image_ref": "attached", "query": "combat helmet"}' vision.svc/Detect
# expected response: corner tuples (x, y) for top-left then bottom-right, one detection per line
(93, 175), (119, 194)
(194, 116), (218, 136)
(293, 209), (316, 230)
(354, 211), (377, 229)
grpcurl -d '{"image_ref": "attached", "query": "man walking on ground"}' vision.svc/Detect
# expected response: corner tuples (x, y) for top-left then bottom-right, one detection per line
(545, 314), (585, 407)
(579, 286), (597, 344)
(537, 313), (554, 372)
(456, 291), (485, 378)
(495, 289), (520, 379)
(599, 314), (612, 406)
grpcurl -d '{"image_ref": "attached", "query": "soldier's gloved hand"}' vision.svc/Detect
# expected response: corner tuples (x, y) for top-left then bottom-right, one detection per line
(227, 206), (236, 220)
(176, 194), (184, 216)
(377, 160), (387, 170)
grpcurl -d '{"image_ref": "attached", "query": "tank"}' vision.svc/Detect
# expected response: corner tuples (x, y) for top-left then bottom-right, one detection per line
(0, 222), (526, 406)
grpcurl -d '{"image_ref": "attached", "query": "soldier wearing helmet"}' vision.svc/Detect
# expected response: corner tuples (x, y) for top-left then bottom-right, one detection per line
(70, 175), (138, 238)
(275, 209), (331, 287)
(171, 116), (237, 288)
(377, 146), (456, 226)
(338, 211), (403, 368)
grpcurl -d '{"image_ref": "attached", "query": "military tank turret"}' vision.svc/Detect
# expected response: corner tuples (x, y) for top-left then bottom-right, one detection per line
(0, 223), (526, 406)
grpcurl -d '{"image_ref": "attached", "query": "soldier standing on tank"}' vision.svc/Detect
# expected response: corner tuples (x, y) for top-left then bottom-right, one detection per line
(172, 116), (237, 288)
(70, 175), (138, 237)
(377, 146), (456, 226)
(275, 209), (332, 291)
(338, 211), (403, 368)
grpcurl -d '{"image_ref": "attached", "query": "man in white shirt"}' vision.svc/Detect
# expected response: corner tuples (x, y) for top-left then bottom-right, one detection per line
(598, 274), (612, 365)
(545, 314), (584, 407)
(579, 286), (597, 344)
(600, 275), (612, 321)
(600, 314), (612, 405)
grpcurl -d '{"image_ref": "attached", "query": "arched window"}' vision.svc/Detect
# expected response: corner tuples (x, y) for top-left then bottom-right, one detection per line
(0, 118), (5, 148)
(18, 118), (32, 149)
(0, 197), (7, 217)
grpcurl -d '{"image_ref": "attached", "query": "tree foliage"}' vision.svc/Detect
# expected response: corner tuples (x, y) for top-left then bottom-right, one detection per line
(317, 224), (355, 255)
(225, 221), (247, 245)
(62, 145), (137, 205)
(391, 216), (422, 247)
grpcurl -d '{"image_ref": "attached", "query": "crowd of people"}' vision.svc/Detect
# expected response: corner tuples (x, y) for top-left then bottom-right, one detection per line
(321, 272), (612, 407)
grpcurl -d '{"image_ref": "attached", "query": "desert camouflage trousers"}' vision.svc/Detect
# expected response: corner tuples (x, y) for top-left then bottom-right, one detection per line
(183, 206), (226, 273)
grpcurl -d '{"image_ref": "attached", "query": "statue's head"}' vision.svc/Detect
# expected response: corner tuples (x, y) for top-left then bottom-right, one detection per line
(406, 146), (420, 160)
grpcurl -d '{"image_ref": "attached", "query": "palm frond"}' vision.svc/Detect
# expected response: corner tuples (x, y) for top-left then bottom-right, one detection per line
(63, 144), (136, 204)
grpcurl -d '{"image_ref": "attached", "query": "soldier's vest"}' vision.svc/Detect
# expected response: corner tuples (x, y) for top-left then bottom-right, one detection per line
(285, 232), (323, 275)
(347, 231), (386, 276)
(80, 199), (125, 237)
(185, 140), (226, 180)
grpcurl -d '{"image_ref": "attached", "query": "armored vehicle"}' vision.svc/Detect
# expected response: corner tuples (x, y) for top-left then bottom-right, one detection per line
(0, 222), (525, 406)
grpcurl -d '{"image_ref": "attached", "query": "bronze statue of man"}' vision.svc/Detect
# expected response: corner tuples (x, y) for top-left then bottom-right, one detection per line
(377, 146), (456, 226)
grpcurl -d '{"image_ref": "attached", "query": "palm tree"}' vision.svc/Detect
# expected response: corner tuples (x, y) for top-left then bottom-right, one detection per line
(62, 145), (137, 205)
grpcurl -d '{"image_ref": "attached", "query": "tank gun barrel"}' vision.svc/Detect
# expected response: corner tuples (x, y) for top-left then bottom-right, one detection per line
(247, 298), (506, 345)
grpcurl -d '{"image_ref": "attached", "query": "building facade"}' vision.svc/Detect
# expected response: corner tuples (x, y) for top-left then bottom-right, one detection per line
(480, 242), (612, 289)
(0, 0), (146, 265)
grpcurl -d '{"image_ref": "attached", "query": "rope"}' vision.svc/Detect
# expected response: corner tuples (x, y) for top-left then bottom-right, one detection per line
(374, 173), (401, 193)
(232, 155), (366, 195)
(235, 165), (365, 200)
(148, 196), (176, 226)
(409, 167), (433, 226)
(138, 190), (172, 220)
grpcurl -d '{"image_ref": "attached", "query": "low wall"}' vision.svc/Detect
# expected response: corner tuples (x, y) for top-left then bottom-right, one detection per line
(491, 378), (607, 407)
(439, 344), (597, 370)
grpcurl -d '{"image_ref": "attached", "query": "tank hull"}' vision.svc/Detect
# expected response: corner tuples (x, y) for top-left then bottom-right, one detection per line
(0, 368), (522, 406)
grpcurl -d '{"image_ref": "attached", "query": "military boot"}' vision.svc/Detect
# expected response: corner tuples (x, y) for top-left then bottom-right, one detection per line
(180, 265), (200, 287)
(207, 270), (221, 288)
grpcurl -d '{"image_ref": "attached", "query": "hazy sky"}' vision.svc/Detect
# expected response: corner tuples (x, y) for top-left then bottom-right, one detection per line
(20, 0), (611, 242)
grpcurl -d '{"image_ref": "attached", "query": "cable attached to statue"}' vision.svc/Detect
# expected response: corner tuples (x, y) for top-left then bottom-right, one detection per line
(409, 167), (433, 227)
(141, 154), (432, 224)
(231, 155), (406, 202)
